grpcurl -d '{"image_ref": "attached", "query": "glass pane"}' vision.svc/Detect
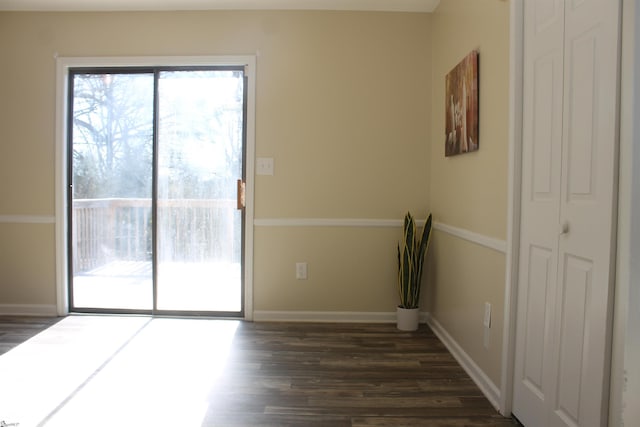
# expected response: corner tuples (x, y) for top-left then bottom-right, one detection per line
(71, 73), (154, 310)
(156, 70), (244, 312)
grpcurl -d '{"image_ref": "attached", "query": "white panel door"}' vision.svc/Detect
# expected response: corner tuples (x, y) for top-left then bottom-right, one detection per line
(513, 1), (620, 426)
(552, 0), (620, 425)
(514, 0), (565, 423)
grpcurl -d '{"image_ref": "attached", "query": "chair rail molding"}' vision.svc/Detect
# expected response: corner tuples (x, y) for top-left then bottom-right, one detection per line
(0, 215), (55, 224)
(432, 222), (507, 254)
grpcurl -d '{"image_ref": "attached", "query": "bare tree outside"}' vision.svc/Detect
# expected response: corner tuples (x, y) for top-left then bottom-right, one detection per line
(72, 73), (154, 199)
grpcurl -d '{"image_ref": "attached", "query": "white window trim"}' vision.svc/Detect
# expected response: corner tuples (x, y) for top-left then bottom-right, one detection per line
(54, 55), (256, 319)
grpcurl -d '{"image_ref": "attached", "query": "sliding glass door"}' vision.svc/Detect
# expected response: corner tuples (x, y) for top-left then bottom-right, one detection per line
(156, 70), (244, 312)
(69, 72), (155, 311)
(68, 67), (245, 316)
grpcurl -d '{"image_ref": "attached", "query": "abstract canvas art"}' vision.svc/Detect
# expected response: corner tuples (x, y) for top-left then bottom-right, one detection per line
(445, 50), (479, 157)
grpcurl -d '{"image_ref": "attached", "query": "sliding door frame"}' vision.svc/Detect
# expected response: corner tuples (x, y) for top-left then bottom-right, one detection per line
(55, 56), (256, 319)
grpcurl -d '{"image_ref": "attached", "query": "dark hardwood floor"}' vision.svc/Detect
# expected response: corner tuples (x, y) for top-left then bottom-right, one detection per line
(0, 315), (62, 356)
(0, 316), (518, 426)
(206, 321), (520, 426)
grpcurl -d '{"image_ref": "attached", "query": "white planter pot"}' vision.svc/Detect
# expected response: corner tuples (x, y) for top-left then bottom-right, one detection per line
(396, 306), (420, 331)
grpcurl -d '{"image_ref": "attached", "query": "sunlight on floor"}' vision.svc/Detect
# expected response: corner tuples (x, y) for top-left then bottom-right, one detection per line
(0, 316), (239, 427)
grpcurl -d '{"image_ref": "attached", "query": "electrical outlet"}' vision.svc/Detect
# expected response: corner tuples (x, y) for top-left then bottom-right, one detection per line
(296, 262), (307, 280)
(484, 302), (492, 329)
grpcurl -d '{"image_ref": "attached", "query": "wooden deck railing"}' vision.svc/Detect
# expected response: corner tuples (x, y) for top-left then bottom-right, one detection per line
(72, 198), (238, 273)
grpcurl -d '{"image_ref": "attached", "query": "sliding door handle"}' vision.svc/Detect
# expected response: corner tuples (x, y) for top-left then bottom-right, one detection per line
(237, 179), (246, 210)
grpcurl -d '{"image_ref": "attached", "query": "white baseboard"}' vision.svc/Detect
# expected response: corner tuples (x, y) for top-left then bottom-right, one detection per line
(252, 310), (429, 324)
(0, 304), (59, 316)
(425, 313), (501, 410)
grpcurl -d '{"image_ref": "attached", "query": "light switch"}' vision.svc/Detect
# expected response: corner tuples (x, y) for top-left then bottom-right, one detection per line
(257, 157), (274, 176)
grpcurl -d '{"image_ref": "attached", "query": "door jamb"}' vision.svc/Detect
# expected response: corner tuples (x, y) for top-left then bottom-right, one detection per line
(500, 0), (523, 416)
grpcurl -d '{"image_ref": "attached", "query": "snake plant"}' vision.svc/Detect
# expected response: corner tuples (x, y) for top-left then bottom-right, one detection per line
(397, 212), (433, 309)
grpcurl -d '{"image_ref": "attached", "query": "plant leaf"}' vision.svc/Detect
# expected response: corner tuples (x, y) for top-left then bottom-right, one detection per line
(397, 212), (432, 309)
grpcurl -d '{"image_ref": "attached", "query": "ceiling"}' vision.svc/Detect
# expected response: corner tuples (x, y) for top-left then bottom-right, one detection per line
(0, 0), (441, 12)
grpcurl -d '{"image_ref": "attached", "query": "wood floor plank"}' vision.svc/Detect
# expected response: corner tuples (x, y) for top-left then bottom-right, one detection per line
(0, 317), (520, 426)
(0, 316), (62, 356)
(205, 321), (519, 426)
(352, 416), (518, 427)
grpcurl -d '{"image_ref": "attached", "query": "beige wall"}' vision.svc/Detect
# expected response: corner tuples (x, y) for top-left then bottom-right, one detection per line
(427, 0), (510, 386)
(0, 11), (431, 310)
(0, 224), (56, 305)
(254, 227), (402, 311)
